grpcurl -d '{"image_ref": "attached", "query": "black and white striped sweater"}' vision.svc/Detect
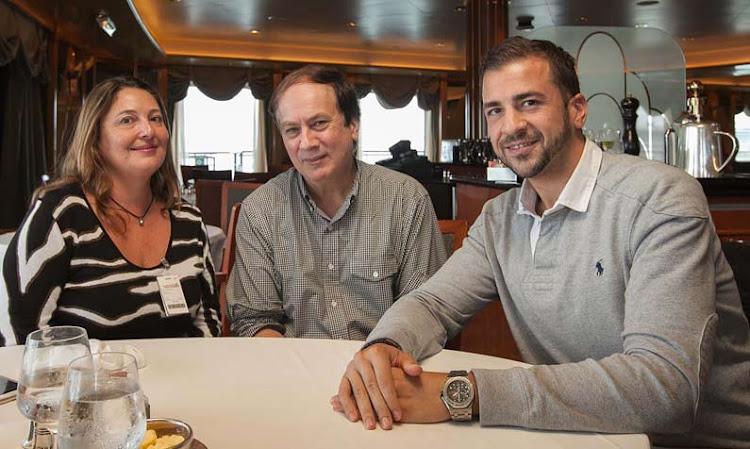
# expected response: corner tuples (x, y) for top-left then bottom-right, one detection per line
(0, 183), (221, 346)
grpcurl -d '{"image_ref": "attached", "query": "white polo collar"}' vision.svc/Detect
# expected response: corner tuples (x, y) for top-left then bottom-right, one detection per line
(517, 138), (602, 218)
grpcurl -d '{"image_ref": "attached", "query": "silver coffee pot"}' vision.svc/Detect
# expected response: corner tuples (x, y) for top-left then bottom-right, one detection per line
(665, 81), (739, 178)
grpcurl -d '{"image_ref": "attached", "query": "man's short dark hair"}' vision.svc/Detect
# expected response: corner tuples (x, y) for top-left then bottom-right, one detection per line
(481, 36), (580, 100)
(269, 65), (360, 127)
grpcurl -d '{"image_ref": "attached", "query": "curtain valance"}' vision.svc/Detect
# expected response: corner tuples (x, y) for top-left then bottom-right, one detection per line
(0, 2), (48, 79)
(353, 74), (439, 111)
(166, 65), (273, 123)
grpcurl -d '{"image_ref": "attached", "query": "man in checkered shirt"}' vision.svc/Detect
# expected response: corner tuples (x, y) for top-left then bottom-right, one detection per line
(226, 65), (447, 340)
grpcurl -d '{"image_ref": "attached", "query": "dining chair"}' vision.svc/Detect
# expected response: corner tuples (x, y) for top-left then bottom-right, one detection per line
(720, 235), (750, 323)
(192, 169), (232, 182)
(215, 202), (243, 337)
(437, 219), (522, 360)
(438, 220), (468, 350)
(219, 182), (264, 232)
(233, 171), (276, 183)
(438, 219), (468, 256)
(194, 179), (224, 228)
(180, 164), (209, 188)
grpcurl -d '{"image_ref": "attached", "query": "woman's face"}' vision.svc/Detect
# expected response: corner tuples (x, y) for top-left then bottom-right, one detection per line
(98, 87), (169, 186)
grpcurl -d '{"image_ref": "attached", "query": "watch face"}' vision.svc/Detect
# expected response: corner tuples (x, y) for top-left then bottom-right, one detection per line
(445, 378), (473, 407)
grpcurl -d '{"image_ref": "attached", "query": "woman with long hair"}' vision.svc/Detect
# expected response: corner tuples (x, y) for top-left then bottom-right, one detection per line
(1, 76), (221, 346)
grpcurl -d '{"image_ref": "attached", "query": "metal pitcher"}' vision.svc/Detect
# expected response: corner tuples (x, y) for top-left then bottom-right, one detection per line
(664, 81), (740, 178)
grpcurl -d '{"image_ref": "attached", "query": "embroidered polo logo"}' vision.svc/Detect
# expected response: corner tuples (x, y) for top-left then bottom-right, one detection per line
(595, 259), (604, 276)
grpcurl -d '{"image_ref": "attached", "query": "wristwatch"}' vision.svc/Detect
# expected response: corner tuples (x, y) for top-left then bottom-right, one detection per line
(440, 370), (475, 421)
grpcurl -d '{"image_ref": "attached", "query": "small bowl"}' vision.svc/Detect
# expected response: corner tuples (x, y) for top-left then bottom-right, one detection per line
(145, 418), (194, 449)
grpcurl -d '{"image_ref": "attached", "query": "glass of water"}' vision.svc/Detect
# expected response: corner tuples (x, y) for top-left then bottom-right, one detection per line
(57, 352), (146, 449)
(598, 128), (623, 153)
(16, 326), (91, 446)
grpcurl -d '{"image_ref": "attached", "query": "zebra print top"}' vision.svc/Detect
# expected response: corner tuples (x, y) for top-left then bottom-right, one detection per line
(0, 183), (221, 346)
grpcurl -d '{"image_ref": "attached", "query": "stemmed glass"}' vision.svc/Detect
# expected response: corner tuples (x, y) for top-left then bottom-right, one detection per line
(16, 326), (91, 449)
(57, 352), (146, 449)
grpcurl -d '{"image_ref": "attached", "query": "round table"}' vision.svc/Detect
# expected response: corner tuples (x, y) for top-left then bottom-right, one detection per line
(0, 338), (650, 449)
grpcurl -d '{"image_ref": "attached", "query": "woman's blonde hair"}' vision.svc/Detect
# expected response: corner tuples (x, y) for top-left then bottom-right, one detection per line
(38, 76), (181, 229)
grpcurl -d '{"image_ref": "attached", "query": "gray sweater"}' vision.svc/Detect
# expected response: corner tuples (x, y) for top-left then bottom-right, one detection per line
(368, 152), (750, 448)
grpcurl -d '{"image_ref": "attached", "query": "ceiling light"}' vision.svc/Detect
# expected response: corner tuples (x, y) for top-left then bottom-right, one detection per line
(453, 5), (466, 13)
(634, 23), (649, 28)
(516, 15), (534, 31)
(95, 11), (116, 37)
(636, 0), (659, 5)
(436, 42), (446, 48)
(348, 21), (357, 28)
(250, 29), (260, 34)
(578, 16), (589, 23)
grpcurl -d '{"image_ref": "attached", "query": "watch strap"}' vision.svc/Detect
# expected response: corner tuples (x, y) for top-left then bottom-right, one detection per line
(361, 338), (402, 351)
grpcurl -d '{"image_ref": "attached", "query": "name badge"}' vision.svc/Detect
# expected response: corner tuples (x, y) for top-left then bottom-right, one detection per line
(156, 275), (190, 316)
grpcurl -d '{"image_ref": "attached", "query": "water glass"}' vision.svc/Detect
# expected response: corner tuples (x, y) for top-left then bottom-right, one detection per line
(16, 326), (91, 444)
(57, 352), (146, 449)
(598, 128), (622, 153)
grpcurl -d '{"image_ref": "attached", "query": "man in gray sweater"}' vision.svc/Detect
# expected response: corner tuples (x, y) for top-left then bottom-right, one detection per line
(332, 37), (750, 448)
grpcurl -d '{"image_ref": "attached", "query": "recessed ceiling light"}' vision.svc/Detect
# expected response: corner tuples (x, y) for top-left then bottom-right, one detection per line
(250, 29), (260, 34)
(578, 16), (589, 23)
(436, 42), (446, 48)
(636, 0), (659, 5)
(634, 23), (649, 28)
(348, 21), (357, 28)
(453, 5), (466, 13)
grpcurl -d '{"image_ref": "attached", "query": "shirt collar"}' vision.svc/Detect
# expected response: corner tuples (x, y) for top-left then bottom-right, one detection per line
(517, 138), (602, 217)
(296, 159), (361, 220)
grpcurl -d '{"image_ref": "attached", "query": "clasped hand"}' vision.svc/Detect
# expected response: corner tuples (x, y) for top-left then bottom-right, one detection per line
(331, 343), (450, 430)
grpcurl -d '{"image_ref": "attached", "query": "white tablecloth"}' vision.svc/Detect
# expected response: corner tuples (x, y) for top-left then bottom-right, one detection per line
(0, 338), (649, 449)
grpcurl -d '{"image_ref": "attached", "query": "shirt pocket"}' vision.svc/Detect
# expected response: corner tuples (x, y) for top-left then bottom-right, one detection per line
(350, 253), (399, 282)
(348, 254), (399, 316)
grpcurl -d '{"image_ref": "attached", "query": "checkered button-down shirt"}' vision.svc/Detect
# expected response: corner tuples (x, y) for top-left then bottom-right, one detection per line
(227, 160), (447, 340)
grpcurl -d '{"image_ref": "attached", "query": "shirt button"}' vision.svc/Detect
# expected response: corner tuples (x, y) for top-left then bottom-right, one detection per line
(331, 301), (337, 307)
(328, 263), (334, 270)
(373, 271), (379, 278)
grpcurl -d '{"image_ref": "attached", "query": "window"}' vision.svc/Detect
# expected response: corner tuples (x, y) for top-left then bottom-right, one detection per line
(734, 111), (750, 163)
(358, 93), (427, 164)
(182, 85), (259, 172)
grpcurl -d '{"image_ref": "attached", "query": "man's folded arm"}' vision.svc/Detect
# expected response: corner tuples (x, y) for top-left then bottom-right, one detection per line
(475, 213), (718, 434)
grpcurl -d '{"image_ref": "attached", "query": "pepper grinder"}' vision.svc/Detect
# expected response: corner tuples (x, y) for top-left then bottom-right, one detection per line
(620, 95), (640, 156)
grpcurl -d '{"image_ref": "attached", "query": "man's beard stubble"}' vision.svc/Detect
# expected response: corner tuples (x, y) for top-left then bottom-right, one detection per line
(496, 108), (573, 179)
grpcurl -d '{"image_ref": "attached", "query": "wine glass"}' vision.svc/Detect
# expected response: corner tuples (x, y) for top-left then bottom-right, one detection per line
(16, 326), (91, 447)
(57, 352), (146, 449)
